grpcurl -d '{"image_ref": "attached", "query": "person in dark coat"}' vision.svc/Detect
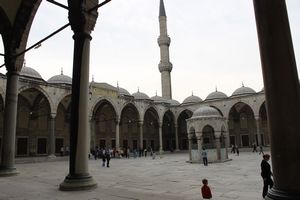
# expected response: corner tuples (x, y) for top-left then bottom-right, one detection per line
(105, 149), (111, 168)
(261, 154), (273, 198)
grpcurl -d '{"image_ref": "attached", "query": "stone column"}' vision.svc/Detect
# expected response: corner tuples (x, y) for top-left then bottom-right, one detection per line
(196, 133), (202, 162)
(174, 123), (179, 151)
(60, 0), (99, 191)
(158, 122), (163, 154)
(253, 1), (300, 199)
(255, 116), (262, 145)
(0, 71), (20, 176)
(138, 121), (144, 150)
(215, 134), (221, 161)
(48, 114), (56, 158)
(115, 119), (120, 150)
(89, 118), (96, 151)
(187, 134), (192, 162)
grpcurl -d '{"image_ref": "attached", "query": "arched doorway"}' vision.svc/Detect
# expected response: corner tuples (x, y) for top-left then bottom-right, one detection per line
(143, 107), (159, 151)
(177, 109), (193, 150)
(202, 125), (215, 149)
(120, 103), (139, 151)
(162, 110), (175, 151)
(17, 88), (50, 156)
(93, 100), (117, 150)
(259, 102), (269, 145)
(228, 102), (255, 147)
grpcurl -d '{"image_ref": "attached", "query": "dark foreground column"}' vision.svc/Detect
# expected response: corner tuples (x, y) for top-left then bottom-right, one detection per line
(59, 0), (99, 191)
(0, 71), (20, 176)
(253, 1), (300, 199)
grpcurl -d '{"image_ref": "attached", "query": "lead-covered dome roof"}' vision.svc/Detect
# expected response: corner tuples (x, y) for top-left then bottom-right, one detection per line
(21, 66), (43, 79)
(118, 87), (131, 96)
(151, 95), (167, 103)
(132, 90), (150, 100)
(206, 90), (228, 101)
(192, 106), (221, 118)
(182, 94), (202, 104)
(231, 85), (256, 97)
(166, 99), (180, 106)
(48, 70), (72, 85)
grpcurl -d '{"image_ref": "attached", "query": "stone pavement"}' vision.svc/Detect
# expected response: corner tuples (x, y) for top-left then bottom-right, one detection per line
(0, 151), (267, 200)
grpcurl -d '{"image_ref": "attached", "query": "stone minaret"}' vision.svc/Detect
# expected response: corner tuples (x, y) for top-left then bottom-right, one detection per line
(158, 0), (172, 100)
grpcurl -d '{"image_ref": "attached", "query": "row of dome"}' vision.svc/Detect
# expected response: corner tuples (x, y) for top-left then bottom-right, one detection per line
(20, 66), (262, 105)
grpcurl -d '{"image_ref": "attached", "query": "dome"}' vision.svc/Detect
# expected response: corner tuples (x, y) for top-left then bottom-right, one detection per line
(182, 94), (202, 104)
(166, 99), (180, 106)
(151, 95), (167, 103)
(192, 106), (221, 118)
(232, 85), (256, 97)
(132, 90), (150, 100)
(21, 66), (43, 79)
(205, 90), (228, 101)
(118, 87), (131, 96)
(48, 73), (72, 85)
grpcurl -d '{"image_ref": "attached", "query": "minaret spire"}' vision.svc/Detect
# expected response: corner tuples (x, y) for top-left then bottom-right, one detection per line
(158, 0), (173, 100)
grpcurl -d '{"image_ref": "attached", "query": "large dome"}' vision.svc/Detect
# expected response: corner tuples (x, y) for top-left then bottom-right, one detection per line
(132, 90), (150, 100)
(151, 95), (167, 103)
(166, 99), (180, 106)
(182, 94), (202, 104)
(206, 90), (228, 101)
(21, 66), (43, 79)
(48, 72), (72, 85)
(232, 85), (256, 97)
(192, 106), (221, 118)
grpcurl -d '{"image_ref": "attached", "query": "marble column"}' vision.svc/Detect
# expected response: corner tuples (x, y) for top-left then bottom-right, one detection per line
(158, 122), (163, 154)
(60, 0), (99, 191)
(138, 121), (144, 150)
(196, 133), (202, 162)
(48, 114), (56, 157)
(255, 116), (262, 146)
(253, 1), (300, 199)
(115, 119), (120, 150)
(0, 71), (20, 176)
(215, 135), (221, 161)
(174, 124), (179, 151)
(188, 134), (192, 162)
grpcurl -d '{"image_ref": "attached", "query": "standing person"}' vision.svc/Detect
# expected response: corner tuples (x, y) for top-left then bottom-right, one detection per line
(231, 144), (235, 154)
(102, 149), (106, 167)
(202, 148), (208, 166)
(60, 146), (64, 156)
(252, 143), (257, 152)
(106, 149), (111, 168)
(261, 154), (273, 198)
(235, 145), (239, 156)
(201, 178), (212, 199)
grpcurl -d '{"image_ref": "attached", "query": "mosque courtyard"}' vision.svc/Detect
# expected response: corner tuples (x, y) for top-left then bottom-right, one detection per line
(0, 151), (267, 200)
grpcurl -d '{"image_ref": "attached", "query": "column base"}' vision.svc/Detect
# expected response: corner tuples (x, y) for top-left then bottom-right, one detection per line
(175, 149), (180, 152)
(266, 188), (300, 200)
(0, 166), (19, 177)
(59, 174), (97, 191)
(48, 154), (56, 159)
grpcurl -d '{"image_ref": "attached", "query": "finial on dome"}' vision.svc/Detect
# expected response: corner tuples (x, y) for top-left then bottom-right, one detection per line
(61, 68), (63, 75)
(215, 86), (218, 92)
(155, 90), (157, 96)
(242, 82), (244, 87)
(92, 75), (94, 82)
(192, 91), (193, 96)
(117, 81), (119, 88)
(23, 59), (26, 67)
(138, 87), (140, 92)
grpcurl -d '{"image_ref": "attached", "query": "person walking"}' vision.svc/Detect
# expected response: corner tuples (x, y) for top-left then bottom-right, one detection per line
(230, 144), (235, 154)
(202, 148), (208, 166)
(261, 154), (273, 198)
(235, 145), (239, 156)
(105, 149), (111, 168)
(259, 144), (264, 155)
(102, 149), (106, 167)
(252, 143), (257, 152)
(201, 178), (212, 199)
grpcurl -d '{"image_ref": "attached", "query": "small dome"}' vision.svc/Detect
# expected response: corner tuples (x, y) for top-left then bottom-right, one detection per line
(21, 66), (43, 79)
(206, 90), (228, 101)
(192, 106), (220, 118)
(118, 87), (131, 96)
(232, 85), (256, 97)
(182, 94), (202, 104)
(132, 90), (150, 100)
(151, 95), (167, 103)
(48, 74), (72, 85)
(166, 99), (180, 106)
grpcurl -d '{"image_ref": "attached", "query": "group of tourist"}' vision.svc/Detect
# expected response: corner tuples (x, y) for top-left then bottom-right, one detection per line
(230, 144), (240, 155)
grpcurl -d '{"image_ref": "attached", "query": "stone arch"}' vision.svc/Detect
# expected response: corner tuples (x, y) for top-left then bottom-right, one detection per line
(143, 106), (160, 151)
(93, 99), (118, 149)
(162, 110), (176, 151)
(259, 101), (269, 145)
(228, 102), (255, 147)
(177, 109), (193, 150)
(90, 97), (118, 120)
(119, 103), (140, 150)
(54, 90), (72, 115)
(202, 125), (215, 149)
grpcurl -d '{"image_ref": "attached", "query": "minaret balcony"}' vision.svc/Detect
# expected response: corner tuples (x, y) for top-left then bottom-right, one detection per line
(157, 36), (171, 46)
(159, 62), (173, 72)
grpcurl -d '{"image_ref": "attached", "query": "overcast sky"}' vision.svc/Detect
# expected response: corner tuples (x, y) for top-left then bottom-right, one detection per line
(1, 0), (300, 102)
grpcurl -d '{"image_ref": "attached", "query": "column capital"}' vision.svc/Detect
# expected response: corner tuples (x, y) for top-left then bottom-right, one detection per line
(138, 120), (144, 126)
(50, 113), (56, 119)
(68, 0), (99, 35)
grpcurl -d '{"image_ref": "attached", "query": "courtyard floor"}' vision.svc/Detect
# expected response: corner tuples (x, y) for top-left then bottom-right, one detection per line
(0, 151), (267, 200)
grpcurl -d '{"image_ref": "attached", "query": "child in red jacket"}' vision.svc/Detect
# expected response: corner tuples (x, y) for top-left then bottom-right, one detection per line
(201, 179), (212, 199)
